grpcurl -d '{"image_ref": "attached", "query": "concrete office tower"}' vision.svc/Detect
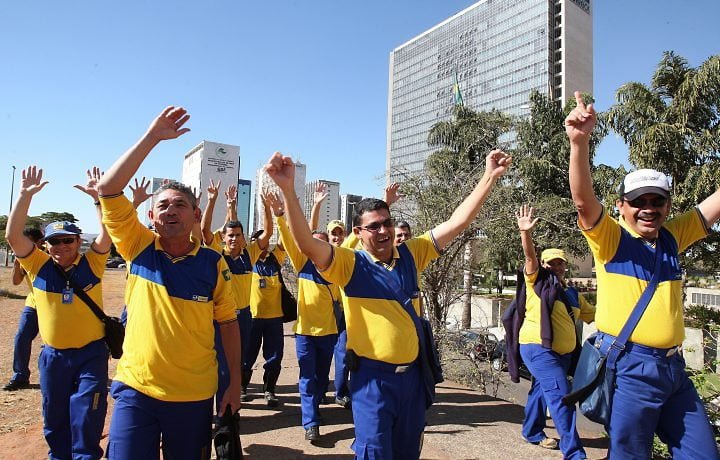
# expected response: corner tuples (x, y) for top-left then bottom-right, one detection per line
(237, 179), (252, 236)
(386, 0), (593, 182)
(182, 140), (241, 231)
(255, 161), (306, 242)
(140, 176), (176, 227)
(304, 180), (341, 232)
(341, 194), (364, 231)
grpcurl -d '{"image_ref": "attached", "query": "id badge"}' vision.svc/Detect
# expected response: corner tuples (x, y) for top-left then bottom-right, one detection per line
(259, 278), (267, 289)
(62, 288), (74, 304)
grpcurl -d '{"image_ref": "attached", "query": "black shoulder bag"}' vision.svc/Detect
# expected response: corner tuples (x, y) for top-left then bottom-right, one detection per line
(268, 253), (297, 323)
(54, 264), (125, 359)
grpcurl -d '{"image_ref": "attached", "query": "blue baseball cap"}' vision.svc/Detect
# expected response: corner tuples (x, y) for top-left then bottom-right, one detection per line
(43, 221), (82, 240)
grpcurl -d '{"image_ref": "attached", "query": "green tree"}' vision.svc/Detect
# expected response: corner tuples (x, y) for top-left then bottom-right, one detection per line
(606, 51), (720, 269)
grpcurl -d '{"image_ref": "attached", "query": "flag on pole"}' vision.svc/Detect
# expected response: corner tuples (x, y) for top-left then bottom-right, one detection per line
(453, 71), (464, 107)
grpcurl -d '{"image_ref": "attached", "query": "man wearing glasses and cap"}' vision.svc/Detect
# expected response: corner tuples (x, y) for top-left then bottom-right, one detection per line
(6, 166), (112, 460)
(265, 148), (511, 459)
(567, 91), (719, 458)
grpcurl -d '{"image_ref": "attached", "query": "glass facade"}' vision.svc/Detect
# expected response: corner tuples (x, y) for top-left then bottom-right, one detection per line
(387, 0), (592, 182)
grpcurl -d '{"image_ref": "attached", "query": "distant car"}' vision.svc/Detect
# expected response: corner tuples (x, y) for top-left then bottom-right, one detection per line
(449, 328), (503, 363)
(106, 257), (126, 269)
(492, 339), (532, 380)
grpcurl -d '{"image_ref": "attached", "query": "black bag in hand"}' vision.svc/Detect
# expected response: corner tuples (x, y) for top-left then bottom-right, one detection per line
(213, 405), (243, 460)
(103, 316), (125, 359)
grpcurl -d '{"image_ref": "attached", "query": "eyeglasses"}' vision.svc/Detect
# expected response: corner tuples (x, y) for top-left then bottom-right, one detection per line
(625, 197), (668, 208)
(356, 218), (394, 233)
(46, 236), (77, 246)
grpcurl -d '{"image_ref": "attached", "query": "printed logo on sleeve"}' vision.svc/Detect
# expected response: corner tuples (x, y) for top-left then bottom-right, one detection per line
(192, 295), (209, 302)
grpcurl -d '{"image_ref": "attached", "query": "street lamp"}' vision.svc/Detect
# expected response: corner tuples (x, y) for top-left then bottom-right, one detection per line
(5, 165), (16, 266)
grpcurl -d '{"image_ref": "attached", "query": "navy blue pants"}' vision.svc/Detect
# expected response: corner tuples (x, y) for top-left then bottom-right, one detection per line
(215, 308), (252, 411)
(333, 329), (350, 399)
(520, 344), (585, 459)
(351, 358), (425, 459)
(596, 332), (719, 459)
(296, 333), (337, 428)
(244, 317), (284, 375)
(39, 339), (108, 460)
(108, 381), (213, 460)
(12, 305), (38, 383)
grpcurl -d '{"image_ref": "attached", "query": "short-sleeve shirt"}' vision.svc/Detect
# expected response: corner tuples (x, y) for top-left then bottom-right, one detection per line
(101, 194), (237, 402)
(582, 208), (707, 348)
(519, 270), (595, 354)
(208, 233), (263, 312)
(277, 216), (339, 336)
(320, 232), (440, 364)
(19, 247), (108, 349)
(250, 247), (286, 319)
(23, 273), (37, 309)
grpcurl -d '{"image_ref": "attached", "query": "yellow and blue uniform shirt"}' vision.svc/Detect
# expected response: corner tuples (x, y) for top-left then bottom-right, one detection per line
(18, 247), (108, 349)
(320, 232), (440, 364)
(208, 233), (263, 312)
(24, 273), (37, 309)
(582, 208), (708, 348)
(250, 247), (287, 319)
(100, 194), (237, 402)
(519, 270), (595, 354)
(277, 216), (340, 336)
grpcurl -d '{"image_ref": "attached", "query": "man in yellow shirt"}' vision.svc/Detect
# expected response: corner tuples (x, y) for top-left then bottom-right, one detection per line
(98, 107), (242, 459)
(567, 92), (719, 459)
(265, 149), (511, 458)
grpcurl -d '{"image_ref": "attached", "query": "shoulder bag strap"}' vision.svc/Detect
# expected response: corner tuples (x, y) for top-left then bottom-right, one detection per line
(606, 231), (666, 368)
(53, 263), (109, 323)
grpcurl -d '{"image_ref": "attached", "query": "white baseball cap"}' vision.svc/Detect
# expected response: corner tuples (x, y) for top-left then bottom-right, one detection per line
(619, 169), (670, 201)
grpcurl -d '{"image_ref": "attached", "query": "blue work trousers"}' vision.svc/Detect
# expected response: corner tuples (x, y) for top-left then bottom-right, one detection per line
(12, 306), (39, 383)
(215, 308), (252, 411)
(351, 358), (425, 459)
(296, 333), (337, 428)
(597, 332), (719, 459)
(333, 329), (351, 399)
(39, 339), (108, 460)
(244, 317), (284, 374)
(519, 344), (586, 460)
(108, 381), (213, 460)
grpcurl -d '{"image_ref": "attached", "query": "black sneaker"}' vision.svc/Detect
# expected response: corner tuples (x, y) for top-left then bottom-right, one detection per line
(305, 425), (320, 441)
(3, 380), (30, 391)
(264, 391), (279, 408)
(335, 396), (351, 409)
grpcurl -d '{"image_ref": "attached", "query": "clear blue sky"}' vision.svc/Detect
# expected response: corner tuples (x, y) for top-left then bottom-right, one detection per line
(1, 1), (718, 233)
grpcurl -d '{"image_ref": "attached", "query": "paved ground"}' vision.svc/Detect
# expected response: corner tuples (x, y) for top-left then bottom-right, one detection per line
(0, 298), (609, 459)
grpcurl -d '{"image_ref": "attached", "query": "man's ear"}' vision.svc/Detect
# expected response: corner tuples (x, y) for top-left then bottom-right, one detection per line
(194, 207), (202, 223)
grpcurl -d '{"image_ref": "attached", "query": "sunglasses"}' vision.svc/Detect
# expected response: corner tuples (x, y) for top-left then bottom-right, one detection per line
(356, 218), (394, 233)
(46, 236), (77, 246)
(625, 196), (668, 208)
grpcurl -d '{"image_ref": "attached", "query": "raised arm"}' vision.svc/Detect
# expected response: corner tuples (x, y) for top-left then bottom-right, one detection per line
(98, 106), (190, 196)
(129, 177), (152, 210)
(698, 188), (720, 229)
(309, 182), (328, 230)
(383, 182), (402, 208)
(265, 153), (333, 270)
(6, 166), (49, 257)
(225, 185), (238, 223)
(432, 149), (512, 250)
(566, 91), (602, 229)
(200, 179), (221, 245)
(255, 192), (274, 250)
(74, 167), (111, 253)
(516, 204), (540, 275)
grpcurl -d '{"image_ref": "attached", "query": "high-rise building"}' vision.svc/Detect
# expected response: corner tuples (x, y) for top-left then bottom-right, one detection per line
(182, 140), (240, 231)
(341, 193), (364, 231)
(386, 0), (592, 182)
(237, 179), (252, 236)
(304, 180), (341, 232)
(254, 161), (306, 242)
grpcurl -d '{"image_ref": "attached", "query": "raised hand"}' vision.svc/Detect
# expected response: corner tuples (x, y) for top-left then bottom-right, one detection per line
(264, 191), (285, 217)
(207, 179), (221, 202)
(384, 182), (402, 207)
(313, 182), (328, 205)
(129, 176), (152, 207)
(225, 185), (237, 208)
(516, 204), (539, 232)
(564, 91), (596, 143)
(485, 149), (512, 180)
(264, 152), (295, 192)
(20, 166), (49, 197)
(73, 166), (103, 200)
(146, 106), (191, 142)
